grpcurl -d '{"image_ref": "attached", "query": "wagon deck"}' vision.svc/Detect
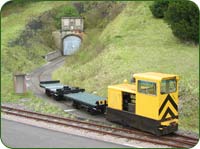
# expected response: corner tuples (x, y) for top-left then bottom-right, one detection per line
(40, 80), (64, 89)
(65, 92), (106, 107)
(40, 80), (64, 96)
(39, 80), (107, 114)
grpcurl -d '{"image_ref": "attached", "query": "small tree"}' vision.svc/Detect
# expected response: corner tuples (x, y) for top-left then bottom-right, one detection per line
(165, 1), (199, 43)
(149, 0), (169, 18)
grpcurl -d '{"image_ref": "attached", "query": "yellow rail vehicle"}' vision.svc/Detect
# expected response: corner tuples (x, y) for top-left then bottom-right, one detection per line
(106, 72), (179, 136)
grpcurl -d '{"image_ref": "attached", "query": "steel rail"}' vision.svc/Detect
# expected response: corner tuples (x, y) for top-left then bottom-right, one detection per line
(1, 109), (179, 148)
(1, 106), (197, 146)
(1, 106), (197, 148)
(173, 133), (199, 142)
(21, 57), (198, 148)
(29, 57), (65, 93)
(29, 58), (198, 142)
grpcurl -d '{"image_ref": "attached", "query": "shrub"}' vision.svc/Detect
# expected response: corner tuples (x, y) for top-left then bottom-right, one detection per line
(54, 5), (79, 29)
(73, 2), (85, 14)
(165, 1), (199, 43)
(149, 0), (169, 18)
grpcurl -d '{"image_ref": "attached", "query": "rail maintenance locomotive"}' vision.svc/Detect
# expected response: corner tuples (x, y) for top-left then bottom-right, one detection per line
(40, 72), (179, 136)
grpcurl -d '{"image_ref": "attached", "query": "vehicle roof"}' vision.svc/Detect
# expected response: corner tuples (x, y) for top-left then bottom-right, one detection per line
(108, 84), (136, 94)
(133, 72), (179, 81)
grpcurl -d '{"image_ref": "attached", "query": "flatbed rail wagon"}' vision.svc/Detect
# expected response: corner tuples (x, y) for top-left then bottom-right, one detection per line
(40, 81), (107, 114)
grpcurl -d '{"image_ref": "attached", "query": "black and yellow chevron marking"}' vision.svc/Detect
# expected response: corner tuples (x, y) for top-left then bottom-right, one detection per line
(159, 94), (178, 121)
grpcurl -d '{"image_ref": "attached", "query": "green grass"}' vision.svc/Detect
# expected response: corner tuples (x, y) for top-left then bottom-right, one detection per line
(53, 2), (199, 133)
(25, 95), (71, 117)
(1, 1), (69, 73)
(1, 1), (199, 133)
(1, 1), (69, 114)
(1, 73), (68, 117)
(1, 1), (122, 117)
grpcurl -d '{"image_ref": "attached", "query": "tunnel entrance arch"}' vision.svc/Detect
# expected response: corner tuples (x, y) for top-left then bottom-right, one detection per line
(53, 17), (84, 56)
(62, 34), (82, 55)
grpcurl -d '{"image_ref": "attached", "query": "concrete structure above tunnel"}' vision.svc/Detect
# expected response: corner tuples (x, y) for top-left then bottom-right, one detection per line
(61, 17), (84, 32)
(52, 17), (84, 55)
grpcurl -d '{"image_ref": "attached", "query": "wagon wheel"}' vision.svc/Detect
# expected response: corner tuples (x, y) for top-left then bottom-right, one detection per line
(100, 108), (106, 114)
(45, 89), (51, 97)
(88, 108), (97, 115)
(72, 101), (80, 109)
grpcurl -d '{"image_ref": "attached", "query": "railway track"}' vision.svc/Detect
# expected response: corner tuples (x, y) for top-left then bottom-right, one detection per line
(22, 57), (199, 147)
(2, 106), (198, 148)
(28, 57), (109, 124)
(28, 57), (65, 93)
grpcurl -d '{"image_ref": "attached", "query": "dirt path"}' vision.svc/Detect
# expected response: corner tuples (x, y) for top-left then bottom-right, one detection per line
(26, 57), (66, 107)
(27, 57), (114, 125)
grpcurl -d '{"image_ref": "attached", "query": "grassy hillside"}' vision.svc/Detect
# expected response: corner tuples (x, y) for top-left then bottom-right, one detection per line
(1, 1), (124, 116)
(1, 1), (67, 73)
(53, 2), (199, 132)
(1, 1), (198, 133)
(1, 1), (72, 115)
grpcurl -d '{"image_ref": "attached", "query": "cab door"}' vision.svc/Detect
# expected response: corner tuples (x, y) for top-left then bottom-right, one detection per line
(136, 80), (159, 120)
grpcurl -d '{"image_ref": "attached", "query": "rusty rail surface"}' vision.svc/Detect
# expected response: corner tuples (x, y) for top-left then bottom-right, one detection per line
(2, 106), (198, 148)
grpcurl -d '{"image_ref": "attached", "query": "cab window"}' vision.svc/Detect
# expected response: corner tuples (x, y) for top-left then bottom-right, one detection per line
(138, 80), (156, 95)
(161, 79), (176, 94)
